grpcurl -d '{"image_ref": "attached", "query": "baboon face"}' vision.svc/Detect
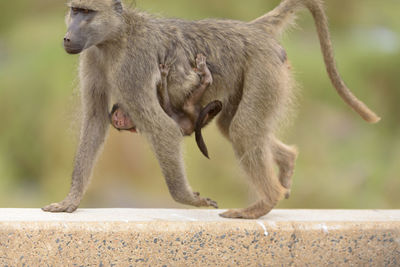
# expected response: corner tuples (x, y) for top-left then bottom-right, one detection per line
(64, 0), (123, 54)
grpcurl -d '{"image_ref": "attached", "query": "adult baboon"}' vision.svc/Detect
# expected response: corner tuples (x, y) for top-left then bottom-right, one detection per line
(42, 0), (380, 219)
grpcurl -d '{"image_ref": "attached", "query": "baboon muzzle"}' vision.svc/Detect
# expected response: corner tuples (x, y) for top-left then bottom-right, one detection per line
(63, 32), (84, 54)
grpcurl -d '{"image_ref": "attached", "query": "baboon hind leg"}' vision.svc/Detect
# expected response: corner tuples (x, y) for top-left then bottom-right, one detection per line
(220, 140), (283, 219)
(272, 136), (298, 199)
(220, 67), (287, 219)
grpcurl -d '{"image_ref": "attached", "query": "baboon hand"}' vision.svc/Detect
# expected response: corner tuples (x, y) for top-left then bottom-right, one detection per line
(193, 192), (218, 208)
(42, 198), (79, 213)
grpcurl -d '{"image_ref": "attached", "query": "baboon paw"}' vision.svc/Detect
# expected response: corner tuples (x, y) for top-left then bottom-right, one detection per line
(284, 189), (291, 199)
(193, 192), (218, 208)
(279, 176), (292, 189)
(195, 54), (207, 71)
(219, 209), (244, 219)
(159, 64), (170, 76)
(42, 201), (78, 213)
(279, 177), (292, 199)
(219, 209), (266, 219)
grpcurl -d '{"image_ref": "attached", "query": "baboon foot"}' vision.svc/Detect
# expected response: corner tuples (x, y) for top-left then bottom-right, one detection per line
(219, 207), (272, 219)
(196, 54), (207, 72)
(284, 189), (291, 199)
(193, 192), (218, 208)
(219, 200), (274, 219)
(195, 54), (212, 85)
(279, 168), (294, 188)
(42, 198), (79, 213)
(277, 145), (298, 199)
(159, 63), (170, 77)
(280, 175), (293, 199)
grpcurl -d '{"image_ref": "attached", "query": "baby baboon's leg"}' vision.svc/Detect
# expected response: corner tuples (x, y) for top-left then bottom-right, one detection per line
(271, 137), (298, 199)
(158, 64), (174, 117)
(183, 54), (213, 121)
(220, 67), (286, 219)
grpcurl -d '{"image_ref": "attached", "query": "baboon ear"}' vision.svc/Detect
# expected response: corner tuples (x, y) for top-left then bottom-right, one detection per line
(113, 0), (123, 13)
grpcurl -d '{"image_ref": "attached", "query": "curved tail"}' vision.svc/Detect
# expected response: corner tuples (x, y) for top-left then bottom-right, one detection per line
(252, 0), (380, 123)
(195, 100), (223, 159)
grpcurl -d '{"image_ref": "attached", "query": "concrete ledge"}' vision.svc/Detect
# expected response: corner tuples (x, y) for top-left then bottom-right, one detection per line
(0, 209), (399, 266)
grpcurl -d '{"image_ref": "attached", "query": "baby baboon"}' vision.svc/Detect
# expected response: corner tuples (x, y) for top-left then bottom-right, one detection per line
(43, 0), (380, 218)
(109, 103), (137, 132)
(110, 54), (222, 158)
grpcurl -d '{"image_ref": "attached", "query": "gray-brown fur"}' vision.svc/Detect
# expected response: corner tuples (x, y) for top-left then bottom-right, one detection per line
(157, 54), (216, 138)
(110, 55), (222, 158)
(42, 0), (380, 219)
(158, 55), (223, 158)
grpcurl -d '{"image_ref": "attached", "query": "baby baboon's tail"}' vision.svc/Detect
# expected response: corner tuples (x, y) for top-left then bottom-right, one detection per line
(252, 0), (380, 123)
(195, 100), (223, 159)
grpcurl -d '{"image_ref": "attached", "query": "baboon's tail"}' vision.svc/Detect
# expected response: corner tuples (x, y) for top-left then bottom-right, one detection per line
(252, 0), (380, 123)
(195, 100), (223, 159)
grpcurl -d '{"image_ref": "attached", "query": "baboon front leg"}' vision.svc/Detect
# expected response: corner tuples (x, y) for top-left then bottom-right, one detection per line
(145, 116), (218, 208)
(124, 91), (218, 209)
(43, 84), (109, 213)
(271, 137), (298, 199)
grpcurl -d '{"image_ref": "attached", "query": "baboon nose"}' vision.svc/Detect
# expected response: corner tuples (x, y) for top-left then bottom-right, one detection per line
(63, 32), (83, 54)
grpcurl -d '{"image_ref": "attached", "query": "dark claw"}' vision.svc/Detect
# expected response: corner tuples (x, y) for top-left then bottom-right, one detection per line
(193, 192), (218, 208)
(207, 198), (218, 208)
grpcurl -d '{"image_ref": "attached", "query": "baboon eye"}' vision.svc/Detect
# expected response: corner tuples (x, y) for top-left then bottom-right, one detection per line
(71, 7), (93, 15)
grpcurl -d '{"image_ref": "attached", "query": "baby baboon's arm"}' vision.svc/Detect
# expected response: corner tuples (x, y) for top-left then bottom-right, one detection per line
(158, 64), (175, 117)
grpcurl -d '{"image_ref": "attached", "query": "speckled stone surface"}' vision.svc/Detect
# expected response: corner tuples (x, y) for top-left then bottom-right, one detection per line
(0, 209), (399, 266)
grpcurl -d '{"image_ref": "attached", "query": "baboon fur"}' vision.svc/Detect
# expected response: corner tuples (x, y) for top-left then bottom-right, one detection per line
(42, 0), (380, 219)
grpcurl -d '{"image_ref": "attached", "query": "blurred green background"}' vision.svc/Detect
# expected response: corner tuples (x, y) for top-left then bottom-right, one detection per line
(0, 0), (398, 210)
